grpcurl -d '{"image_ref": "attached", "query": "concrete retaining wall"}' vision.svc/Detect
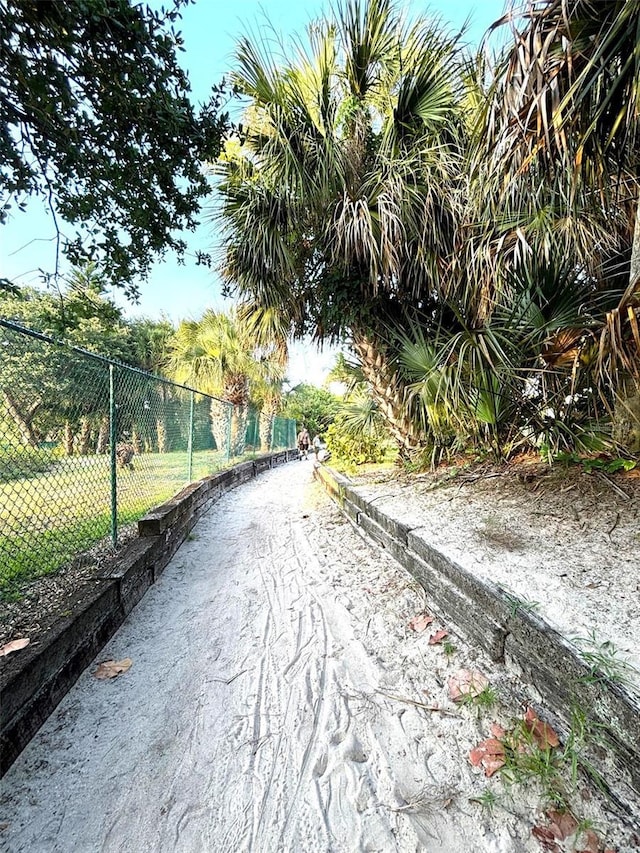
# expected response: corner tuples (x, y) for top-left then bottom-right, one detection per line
(0, 450), (298, 776)
(314, 464), (640, 824)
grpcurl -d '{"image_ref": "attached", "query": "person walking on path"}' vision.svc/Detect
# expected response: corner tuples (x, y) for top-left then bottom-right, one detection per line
(312, 433), (322, 459)
(297, 425), (310, 459)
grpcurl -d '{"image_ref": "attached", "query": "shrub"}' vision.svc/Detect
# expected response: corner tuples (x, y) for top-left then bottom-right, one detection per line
(325, 421), (389, 467)
(0, 441), (63, 482)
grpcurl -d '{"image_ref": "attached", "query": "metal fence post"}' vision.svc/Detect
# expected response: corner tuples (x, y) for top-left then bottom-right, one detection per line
(109, 363), (118, 547)
(187, 389), (194, 482)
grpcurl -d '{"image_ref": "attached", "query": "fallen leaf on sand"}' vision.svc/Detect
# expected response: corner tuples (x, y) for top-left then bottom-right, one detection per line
(469, 737), (505, 777)
(408, 613), (434, 633)
(532, 825), (561, 852)
(490, 722), (506, 739)
(94, 658), (133, 680)
(0, 638), (30, 657)
(575, 829), (601, 853)
(546, 809), (578, 840)
(448, 669), (489, 702)
(524, 707), (560, 749)
(428, 629), (449, 645)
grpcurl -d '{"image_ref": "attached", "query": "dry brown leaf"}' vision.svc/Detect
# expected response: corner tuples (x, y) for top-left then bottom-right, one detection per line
(0, 637), (30, 657)
(469, 737), (506, 777)
(546, 809), (578, 841)
(428, 629), (449, 645)
(408, 613), (434, 633)
(532, 825), (561, 852)
(448, 669), (489, 702)
(575, 829), (601, 853)
(93, 658), (133, 680)
(524, 707), (560, 749)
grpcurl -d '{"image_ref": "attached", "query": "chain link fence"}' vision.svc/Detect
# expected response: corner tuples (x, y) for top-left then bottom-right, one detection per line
(0, 320), (296, 600)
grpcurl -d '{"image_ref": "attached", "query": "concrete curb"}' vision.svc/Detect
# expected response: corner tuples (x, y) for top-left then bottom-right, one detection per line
(313, 463), (640, 823)
(0, 450), (298, 776)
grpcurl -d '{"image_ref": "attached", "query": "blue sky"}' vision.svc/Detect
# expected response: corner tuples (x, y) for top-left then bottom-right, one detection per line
(1, 0), (507, 382)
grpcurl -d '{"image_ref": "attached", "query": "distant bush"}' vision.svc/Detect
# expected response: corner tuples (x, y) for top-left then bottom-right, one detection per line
(324, 422), (389, 467)
(0, 442), (63, 482)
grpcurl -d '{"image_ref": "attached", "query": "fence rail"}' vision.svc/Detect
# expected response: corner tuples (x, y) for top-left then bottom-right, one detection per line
(0, 319), (296, 600)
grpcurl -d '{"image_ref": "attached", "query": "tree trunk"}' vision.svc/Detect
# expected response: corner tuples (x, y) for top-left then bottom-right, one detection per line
(156, 418), (167, 453)
(612, 382), (640, 453)
(78, 416), (91, 456)
(1, 390), (40, 447)
(222, 375), (250, 457)
(231, 404), (248, 457)
(96, 416), (109, 454)
(352, 332), (426, 458)
(132, 428), (143, 455)
(208, 400), (227, 454)
(259, 398), (279, 451)
(612, 202), (640, 454)
(258, 412), (269, 451)
(64, 421), (74, 456)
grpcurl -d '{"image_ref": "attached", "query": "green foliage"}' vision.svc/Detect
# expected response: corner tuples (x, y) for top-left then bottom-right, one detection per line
(501, 731), (569, 809)
(554, 451), (637, 474)
(215, 0), (640, 459)
(458, 685), (499, 712)
(572, 632), (640, 692)
(499, 588), (541, 618)
(217, 0), (466, 452)
(394, 254), (639, 463)
(324, 420), (389, 468)
(0, 440), (63, 482)
(1, 0), (229, 294)
(0, 281), (176, 449)
(166, 308), (286, 406)
(279, 383), (341, 439)
(442, 638), (457, 659)
(469, 789), (500, 813)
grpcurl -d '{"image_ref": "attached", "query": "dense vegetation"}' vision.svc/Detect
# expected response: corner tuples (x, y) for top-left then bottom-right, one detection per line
(2, 0), (638, 468)
(217, 0), (640, 464)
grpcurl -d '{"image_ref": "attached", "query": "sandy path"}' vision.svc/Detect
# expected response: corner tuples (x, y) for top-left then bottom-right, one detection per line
(0, 463), (626, 852)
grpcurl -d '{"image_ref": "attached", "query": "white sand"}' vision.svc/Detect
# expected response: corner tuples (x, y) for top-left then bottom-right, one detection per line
(0, 463), (635, 852)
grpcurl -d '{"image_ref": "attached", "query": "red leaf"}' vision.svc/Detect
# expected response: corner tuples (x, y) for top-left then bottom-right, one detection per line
(0, 638), (30, 657)
(490, 722), (506, 739)
(524, 707), (560, 749)
(408, 612), (434, 633)
(546, 809), (578, 841)
(532, 825), (561, 852)
(428, 629), (449, 645)
(448, 669), (489, 702)
(468, 737), (505, 777)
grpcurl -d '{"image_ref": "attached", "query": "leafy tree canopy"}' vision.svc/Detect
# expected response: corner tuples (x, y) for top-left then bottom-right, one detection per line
(279, 383), (341, 439)
(1, 0), (230, 295)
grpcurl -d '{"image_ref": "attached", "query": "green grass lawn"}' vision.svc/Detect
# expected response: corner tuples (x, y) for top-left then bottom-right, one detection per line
(0, 449), (229, 600)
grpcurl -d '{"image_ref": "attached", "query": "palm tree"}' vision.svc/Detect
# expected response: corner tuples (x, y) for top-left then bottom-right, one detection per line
(166, 309), (286, 456)
(470, 0), (640, 451)
(216, 0), (466, 457)
(237, 302), (290, 449)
